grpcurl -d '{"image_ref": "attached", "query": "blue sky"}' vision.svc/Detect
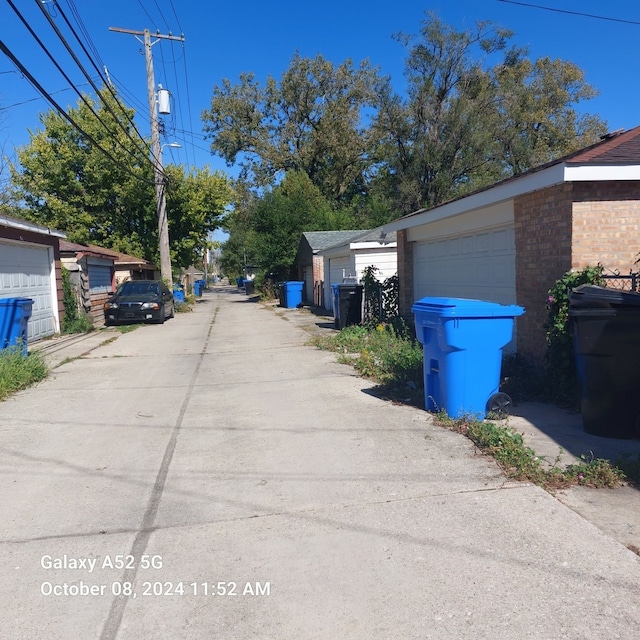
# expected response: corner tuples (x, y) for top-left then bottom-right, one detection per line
(2, 0), (640, 184)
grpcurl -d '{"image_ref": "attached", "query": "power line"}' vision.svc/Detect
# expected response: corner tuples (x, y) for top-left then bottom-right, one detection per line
(44, 0), (153, 156)
(152, 0), (172, 33)
(0, 39), (159, 185)
(136, 0), (159, 31)
(497, 0), (640, 25)
(7, 0), (152, 169)
(0, 83), (91, 112)
(167, 0), (184, 33)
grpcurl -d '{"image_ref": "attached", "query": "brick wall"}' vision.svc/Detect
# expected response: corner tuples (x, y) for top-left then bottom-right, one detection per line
(571, 181), (640, 270)
(397, 230), (414, 317)
(514, 183), (574, 361)
(515, 180), (640, 362)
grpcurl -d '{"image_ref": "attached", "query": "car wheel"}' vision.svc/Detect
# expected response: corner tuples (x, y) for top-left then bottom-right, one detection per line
(169, 303), (175, 319)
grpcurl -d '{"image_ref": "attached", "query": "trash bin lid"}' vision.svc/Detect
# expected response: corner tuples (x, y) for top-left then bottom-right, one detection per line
(569, 284), (640, 309)
(411, 296), (525, 318)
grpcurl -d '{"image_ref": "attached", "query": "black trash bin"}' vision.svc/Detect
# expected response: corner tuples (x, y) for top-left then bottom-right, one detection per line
(569, 284), (640, 439)
(331, 283), (363, 330)
(243, 279), (255, 295)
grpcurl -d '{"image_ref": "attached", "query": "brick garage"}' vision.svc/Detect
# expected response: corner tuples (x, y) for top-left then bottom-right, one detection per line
(384, 127), (640, 363)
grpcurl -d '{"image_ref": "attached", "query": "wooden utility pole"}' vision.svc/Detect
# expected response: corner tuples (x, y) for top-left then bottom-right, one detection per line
(109, 27), (185, 284)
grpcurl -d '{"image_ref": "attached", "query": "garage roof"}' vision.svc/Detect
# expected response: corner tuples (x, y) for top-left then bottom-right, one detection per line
(383, 126), (640, 233)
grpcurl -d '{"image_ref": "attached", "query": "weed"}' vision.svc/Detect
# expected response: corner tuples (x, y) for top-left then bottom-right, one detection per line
(116, 324), (142, 334)
(0, 345), (48, 401)
(175, 299), (194, 313)
(434, 413), (627, 490)
(311, 321), (423, 403)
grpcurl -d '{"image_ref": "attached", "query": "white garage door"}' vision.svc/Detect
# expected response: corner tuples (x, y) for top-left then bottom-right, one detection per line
(0, 240), (57, 341)
(326, 257), (351, 311)
(414, 226), (516, 305)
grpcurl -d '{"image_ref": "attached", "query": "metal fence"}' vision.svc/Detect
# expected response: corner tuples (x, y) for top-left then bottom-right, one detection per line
(601, 272), (640, 292)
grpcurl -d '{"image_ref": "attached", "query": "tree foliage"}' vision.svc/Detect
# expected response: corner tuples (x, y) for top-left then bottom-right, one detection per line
(202, 52), (382, 203)
(205, 12), (607, 228)
(225, 171), (352, 279)
(372, 13), (607, 214)
(11, 90), (233, 270)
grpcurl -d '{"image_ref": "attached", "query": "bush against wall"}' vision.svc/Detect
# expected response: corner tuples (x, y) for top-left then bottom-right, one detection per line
(362, 266), (399, 326)
(61, 266), (93, 334)
(544, 265), (604, 404)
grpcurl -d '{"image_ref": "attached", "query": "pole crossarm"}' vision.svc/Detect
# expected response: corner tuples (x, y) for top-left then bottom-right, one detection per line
(108, 27), (185, 43)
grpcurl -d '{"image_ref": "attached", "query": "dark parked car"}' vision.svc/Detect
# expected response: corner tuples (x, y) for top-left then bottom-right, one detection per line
(104, 280), (174, 326)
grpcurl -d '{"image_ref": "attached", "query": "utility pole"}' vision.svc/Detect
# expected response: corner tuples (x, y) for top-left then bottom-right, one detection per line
(109, 27), (185, 284)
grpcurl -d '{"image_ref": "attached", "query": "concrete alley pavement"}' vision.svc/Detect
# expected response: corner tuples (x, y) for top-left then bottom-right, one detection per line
(1, 283), (639, 639)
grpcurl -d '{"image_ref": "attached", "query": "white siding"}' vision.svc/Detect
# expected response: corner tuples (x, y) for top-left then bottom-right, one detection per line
(354, 248), (397, 282)
(324, 256), (352, 311)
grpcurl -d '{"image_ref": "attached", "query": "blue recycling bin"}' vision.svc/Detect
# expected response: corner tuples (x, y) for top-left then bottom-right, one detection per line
(280, 281), (304, 308)
(412, 297), (525, 419)
(0, 297), (34, 356)
(172, 286), (185, 303)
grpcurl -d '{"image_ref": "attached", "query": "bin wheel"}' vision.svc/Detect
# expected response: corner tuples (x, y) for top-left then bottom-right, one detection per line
(486, 393), (512, 418)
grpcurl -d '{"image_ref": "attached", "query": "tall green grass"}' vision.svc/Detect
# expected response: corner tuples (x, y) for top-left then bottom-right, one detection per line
(0, 345), (48, 401)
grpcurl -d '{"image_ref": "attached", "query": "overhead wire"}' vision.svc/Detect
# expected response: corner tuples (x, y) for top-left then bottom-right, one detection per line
(497, 0), (640, 25)
(8, 0), (152, 170)
(152, 0), (172, 33)
(46, 0), (154, 156)
(62, 0), (107, 72)
(167, 0), (184, 33)
(0, 39), (159, 185)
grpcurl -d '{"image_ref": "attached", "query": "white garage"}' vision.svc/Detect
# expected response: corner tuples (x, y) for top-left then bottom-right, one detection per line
(0, 216), (64, 342)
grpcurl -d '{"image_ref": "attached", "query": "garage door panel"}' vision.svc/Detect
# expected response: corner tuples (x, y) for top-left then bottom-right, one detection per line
(414, 226), (516, 306)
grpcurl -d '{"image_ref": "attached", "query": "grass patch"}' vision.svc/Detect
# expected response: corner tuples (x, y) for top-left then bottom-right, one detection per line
(0, 345), (48, 401)
(62, 313), (94, 335)
(310, 322), (424, 403)
(435, 413), (627, 490)
(175, 298), (194, 313)
(115, 324), (142, 333)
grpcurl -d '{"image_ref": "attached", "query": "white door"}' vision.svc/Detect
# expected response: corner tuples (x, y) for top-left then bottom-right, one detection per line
(413, 226), (516, 305)
(0, 240), (57, 341)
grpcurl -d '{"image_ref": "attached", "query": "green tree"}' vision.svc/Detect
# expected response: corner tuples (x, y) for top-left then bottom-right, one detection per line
(202, 52), (383, 203)
(372, 13), (607, 214)
(490, 54), (607, 174)
(165, 165), (234, 269)
(11, 89), (233, 269)
(240, 171), (349, 279)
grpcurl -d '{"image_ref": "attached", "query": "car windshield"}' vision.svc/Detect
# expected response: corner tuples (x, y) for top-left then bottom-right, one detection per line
(118, 281), (159, 296)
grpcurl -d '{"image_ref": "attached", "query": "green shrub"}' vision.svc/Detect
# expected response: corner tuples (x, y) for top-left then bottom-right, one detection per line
(0, 345), (48, 401)
(60, 266), (94, 334)
(544, 265), (604, 405)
